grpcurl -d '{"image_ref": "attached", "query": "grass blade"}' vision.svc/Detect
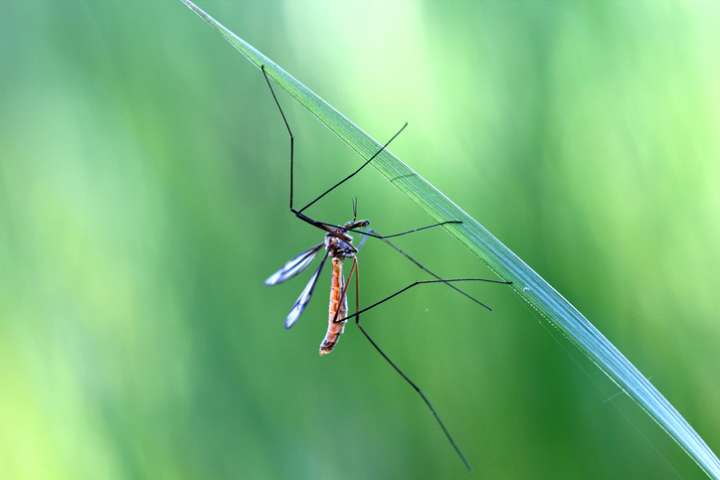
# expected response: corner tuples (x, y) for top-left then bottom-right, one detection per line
(178, 1), (720, 477)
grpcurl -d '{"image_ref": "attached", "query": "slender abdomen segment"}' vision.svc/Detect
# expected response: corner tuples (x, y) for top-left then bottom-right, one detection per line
(320, 257), (347, 355)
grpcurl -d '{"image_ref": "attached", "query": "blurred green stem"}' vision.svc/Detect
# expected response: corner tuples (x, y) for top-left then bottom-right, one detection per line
(178, 1), (720, 478)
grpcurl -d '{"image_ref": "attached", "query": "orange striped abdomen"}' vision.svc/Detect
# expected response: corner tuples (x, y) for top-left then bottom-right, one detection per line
(320, 257), (347, 355)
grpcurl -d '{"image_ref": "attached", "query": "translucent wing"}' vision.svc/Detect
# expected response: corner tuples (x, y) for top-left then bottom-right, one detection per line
(285, 252), (329, 329)
(265, 243), (323, 286)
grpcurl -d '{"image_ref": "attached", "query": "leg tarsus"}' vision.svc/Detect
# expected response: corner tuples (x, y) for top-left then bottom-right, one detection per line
(297, 122), (409, 214)
(335, 277), (511, 323)
(356, 322), (472, 471)
(261, 65), (296, 211)
(350, 220), (462, 240)
(366, 234), (508, 311)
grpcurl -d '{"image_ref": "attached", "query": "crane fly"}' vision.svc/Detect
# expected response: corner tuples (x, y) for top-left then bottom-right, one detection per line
(260, 65), (510, 470)
(265, 208), (369, 355)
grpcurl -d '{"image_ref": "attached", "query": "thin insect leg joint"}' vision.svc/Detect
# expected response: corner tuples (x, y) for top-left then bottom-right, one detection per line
(336, 277), (512, 324)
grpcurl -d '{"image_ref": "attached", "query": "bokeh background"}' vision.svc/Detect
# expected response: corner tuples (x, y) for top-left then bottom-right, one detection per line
(1, 1), (719, 479)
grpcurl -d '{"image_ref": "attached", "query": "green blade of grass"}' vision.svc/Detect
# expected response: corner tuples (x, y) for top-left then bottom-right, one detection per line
(178, 1), (720, 477)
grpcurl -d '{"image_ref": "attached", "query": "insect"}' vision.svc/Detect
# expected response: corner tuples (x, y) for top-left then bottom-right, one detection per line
(264, 198), (370, 356)
(260, 65), (510, 469)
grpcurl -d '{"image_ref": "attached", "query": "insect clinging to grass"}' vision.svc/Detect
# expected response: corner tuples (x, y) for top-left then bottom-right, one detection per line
(260, 65), (511, 470)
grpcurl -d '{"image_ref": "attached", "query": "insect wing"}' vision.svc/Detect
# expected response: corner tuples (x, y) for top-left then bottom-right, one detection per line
(285, 252), (329, 329)
(265, 243), (323, 286)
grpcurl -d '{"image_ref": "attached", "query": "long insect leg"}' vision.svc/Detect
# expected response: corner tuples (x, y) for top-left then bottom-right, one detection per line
(336, 277), (509, 324)
(262, 66), (461, 240)
(260, 65), (297, 212)
(351, 259), (472, 471)
(349, 221), (463, 240)
(297, 123), (408, 214)
(353, 230), (510, 311)
(261, 66), (465, 242)
(261, 66), (387, 233)
(261, 66), (331, 232)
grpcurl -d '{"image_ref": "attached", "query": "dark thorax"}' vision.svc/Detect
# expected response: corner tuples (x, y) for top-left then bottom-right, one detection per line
(324, 219), (369, 259)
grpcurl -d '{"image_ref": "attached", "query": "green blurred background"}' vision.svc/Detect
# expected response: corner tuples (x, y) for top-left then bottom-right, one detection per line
(1, 1), (719, 478)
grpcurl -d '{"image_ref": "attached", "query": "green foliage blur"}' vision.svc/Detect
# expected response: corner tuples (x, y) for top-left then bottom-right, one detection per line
(1, 1), (718, 479)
